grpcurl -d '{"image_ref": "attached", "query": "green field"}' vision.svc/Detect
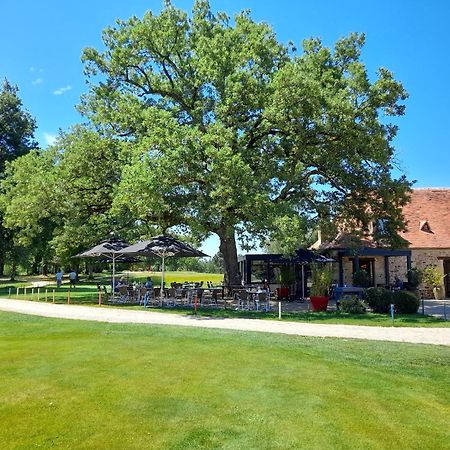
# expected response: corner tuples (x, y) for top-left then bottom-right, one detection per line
(0, 311), (448, 449)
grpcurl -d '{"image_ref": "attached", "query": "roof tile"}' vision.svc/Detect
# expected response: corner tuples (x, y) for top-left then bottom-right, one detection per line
(400, 188), (450, 248)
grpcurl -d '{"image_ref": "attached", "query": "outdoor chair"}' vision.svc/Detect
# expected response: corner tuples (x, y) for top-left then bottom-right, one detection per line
(234, 289), (249, 310)
(212, 289), (223, 307)
(127, 286), (137, 303)
(118, 286), (129, 303)
(139, 287), (149, 306)
(202, 289), (217, 307)
(175, 288), (185, 306)
(164, 288), (176, 307)
(257, 291), (270, 312)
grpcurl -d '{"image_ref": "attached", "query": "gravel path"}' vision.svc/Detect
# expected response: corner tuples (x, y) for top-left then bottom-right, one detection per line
(0, 298), (449, 346)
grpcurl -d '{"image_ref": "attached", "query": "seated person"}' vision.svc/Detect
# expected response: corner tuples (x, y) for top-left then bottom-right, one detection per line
(393, 277), (404, 290)
(144, 277), (154, 307)
(114, 277), (128, 292)
(145, 277), (153, 290)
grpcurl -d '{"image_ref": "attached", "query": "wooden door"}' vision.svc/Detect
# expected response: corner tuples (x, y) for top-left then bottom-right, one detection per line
(443, 260), (450, 297)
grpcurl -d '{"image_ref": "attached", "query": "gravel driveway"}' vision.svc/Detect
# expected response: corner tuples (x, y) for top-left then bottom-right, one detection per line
(0, 298), (449, 346)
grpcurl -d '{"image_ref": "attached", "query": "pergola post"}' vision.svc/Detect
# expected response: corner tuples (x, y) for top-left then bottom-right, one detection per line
(338, 253), (344, 286)
(354, 255), (360, 271)
(384, 256), (390, 288)
(407, 255), (412, 271)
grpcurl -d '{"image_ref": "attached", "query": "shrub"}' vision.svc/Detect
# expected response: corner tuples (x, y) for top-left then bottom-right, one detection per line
(406, 268), (422, 290)
(352, 269), (371, 288)
(364, 287), (392, 313)
(339, 295), (367, 314)
(422, 266), (443, 288)
(392, 291), (420, 314)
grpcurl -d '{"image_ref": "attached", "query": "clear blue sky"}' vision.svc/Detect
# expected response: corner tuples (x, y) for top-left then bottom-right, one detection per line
(1, 1), (449, 255)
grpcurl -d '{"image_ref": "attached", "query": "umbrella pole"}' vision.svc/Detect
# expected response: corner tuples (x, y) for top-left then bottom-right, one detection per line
(112, 255), (116, 297)
(160, 254), (165, 302)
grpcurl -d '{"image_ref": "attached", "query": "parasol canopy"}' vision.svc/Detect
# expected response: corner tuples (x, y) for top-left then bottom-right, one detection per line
(76, 237), (132, 292)
(121, 235), (208, 298)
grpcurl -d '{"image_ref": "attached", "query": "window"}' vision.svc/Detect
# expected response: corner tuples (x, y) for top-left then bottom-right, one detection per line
(351, 258), (375, 286)
(250, 260), (267, 283)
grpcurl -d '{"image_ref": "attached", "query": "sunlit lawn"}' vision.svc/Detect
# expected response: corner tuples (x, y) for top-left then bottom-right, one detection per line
(0, 311), (448, 449)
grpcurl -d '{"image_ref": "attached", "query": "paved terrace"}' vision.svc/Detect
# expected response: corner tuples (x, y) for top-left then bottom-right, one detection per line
(0, 298), (449, 346)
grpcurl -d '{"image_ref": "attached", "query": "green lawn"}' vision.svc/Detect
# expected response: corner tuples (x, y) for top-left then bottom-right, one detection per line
(0, 312), (448, 449)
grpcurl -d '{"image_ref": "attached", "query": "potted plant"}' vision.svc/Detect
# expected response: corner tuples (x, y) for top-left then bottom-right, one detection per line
(352, 269), (371, 288)
(309, 264), (333, 311)
(422, 266), (445, 300)
(276, 265), (295, 300)
(406, 267), (423, 298)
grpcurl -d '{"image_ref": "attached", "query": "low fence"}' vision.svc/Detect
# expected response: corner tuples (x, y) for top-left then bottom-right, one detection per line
(6, 286), (103, 305)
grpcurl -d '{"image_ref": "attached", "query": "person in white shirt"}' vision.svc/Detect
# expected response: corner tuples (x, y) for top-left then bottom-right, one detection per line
(69, 270), (77, 289)
(56, 269), (63, 288)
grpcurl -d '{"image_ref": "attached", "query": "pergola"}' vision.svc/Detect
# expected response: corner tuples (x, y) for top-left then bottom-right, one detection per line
(335, 247), (412, 287)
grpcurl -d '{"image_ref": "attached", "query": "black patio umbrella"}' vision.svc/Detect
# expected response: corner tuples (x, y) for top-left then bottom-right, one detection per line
(75, 237), (132, 291)
(290, 250), (335, 300)
(120, 235), (208, 298)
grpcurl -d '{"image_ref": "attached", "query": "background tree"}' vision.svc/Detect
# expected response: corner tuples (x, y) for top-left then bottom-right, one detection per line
(1, 125), (131, 273)
(79, 1), (411, 286)
(0, 80), (37, 275)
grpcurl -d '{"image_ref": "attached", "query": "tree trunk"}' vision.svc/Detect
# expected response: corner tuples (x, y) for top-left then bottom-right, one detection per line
(31, 256), (42, 275)
(86, 263), (94, 280)
(10, 261), (16, 282)
(217, 226), (241, 289)
(0, 255), (4, 277)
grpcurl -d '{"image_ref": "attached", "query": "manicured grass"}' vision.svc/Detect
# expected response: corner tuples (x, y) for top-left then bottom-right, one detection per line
(0, 311), (448, 449)
(125, 270), (224, 285)
(0, 271), (223, 291)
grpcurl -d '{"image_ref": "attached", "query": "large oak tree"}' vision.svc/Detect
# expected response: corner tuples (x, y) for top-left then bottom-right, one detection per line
(76, 1), (410, 285)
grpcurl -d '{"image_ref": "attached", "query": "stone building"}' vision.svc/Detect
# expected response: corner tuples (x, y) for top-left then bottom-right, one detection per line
(312, 188), (450, 297)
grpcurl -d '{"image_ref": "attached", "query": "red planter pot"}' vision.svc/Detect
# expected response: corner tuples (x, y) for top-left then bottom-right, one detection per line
(276, 287), (290, 300)
(310, 296), (329, 312)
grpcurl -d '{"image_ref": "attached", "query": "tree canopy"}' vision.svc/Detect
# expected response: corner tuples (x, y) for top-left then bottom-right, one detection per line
(0, 80), (37, 172)
(1, 1), (412, 282)
(79, 0), (411, 284)
(0, 80), (37, 274)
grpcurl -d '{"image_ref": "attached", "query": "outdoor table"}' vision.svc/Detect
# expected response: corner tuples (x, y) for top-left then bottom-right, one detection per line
(246, 288), (270, 311)
(332, 286), (365, 301)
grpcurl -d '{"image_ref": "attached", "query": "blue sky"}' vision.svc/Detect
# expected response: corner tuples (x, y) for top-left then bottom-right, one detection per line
(1, 1), (449, 255)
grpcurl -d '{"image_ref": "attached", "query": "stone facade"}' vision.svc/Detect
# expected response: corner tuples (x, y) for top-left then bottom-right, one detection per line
(316, 189), (450, 298)
(330, 249), (449, 296)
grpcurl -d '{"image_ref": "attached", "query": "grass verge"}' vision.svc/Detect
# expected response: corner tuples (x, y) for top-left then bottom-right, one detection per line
(0, 311), (448, 449)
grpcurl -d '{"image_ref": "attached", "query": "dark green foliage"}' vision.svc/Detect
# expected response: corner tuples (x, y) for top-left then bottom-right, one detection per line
(406, 268), (422, 290)
(0, 3), (413, 281)
(79, 2), (411, 286)
(352, 269), (371, 288)
(392, 291), (420, 314)
(278, 265), (296, 287)
(0, 80), (37, 277)
(364, 287), (392, 313)
(339, 295), (367, 314)
(0, 80), (37, 172)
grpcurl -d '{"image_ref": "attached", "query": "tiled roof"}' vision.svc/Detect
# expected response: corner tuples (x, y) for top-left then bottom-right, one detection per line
(399, 188), (450, 248)
(311, 188), (450, 250)
(310, 232), (377, 250)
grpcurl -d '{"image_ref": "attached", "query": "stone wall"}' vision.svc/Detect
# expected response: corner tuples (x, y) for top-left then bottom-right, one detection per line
(331, 248), (450, 290)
